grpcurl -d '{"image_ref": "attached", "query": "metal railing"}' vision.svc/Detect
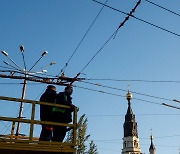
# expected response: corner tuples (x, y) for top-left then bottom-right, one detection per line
(0, 95), (78, 153)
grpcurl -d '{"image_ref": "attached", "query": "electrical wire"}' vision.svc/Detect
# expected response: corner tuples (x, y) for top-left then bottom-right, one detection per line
(0, 121), (11, 134)
(80, 80), (173, 102)
(0, 83), (22, 85)
(59, 0), (109, 75)
(75, 83), (180, 109)
(113, 0), (141, 38)
(74, 85), (162, 106)
(144, 0), (180, 17)
(87, 113), (180, 117)
(90, 134), (180, 142)
(79, 0), (141, 74)
(79, 29), (116, 74)
(86, 78), (180, 83)
(92, 0), (180, 37)
(75, 85), (124, 97)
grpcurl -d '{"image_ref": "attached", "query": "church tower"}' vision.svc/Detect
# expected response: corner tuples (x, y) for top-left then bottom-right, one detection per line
(149, 135), (156, 154)
(122, 91), (142, 154)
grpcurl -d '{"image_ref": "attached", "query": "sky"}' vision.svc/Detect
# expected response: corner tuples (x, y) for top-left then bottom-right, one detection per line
(0, 0), (180, 153)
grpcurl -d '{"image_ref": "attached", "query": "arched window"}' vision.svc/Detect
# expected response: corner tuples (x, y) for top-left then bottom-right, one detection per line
(124, 141), (126, 147)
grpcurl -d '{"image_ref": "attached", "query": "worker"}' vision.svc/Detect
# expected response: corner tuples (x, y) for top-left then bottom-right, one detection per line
(39, 85), (57, 141)
(52, 85), (75, 142)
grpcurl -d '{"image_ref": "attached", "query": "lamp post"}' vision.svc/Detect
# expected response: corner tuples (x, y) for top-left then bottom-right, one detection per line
(1, 50), (22, 70)
(1, 47), (50, 136)
(16, 49), (48, 136)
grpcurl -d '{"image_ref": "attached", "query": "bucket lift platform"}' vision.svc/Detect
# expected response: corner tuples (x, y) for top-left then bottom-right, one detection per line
(0, 96), (78, 154)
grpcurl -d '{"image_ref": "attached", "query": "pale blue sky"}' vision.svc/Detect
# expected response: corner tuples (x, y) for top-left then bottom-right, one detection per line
(0, 0), (180, 153)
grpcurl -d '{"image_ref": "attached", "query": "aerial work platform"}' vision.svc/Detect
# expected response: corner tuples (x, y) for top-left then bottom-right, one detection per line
(0, 96), (78, 154)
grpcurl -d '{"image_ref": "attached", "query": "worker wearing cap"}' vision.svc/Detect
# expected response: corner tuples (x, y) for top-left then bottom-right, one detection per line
(52, 85), (75, 142)
(39, 85), (57, 141)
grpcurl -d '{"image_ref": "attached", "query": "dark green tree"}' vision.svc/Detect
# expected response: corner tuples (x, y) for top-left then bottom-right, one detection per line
(87, 140), (98, 154)
(65, 114), (98, 154)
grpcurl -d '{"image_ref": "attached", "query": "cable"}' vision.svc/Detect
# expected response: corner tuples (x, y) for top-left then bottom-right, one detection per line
(79, 0), (141, 74)
(97, 147), (121, 152)
(79, 30), (116, 74)
(75, 85), (124, 97)
(80, 80), (173, 102)
(0, 83), (22, 85)
(0, 121), (11, 134)
(144, 0), (180, 17)
(162, 103), (180, 110)
(87, 113), (180, 117)
(74, 85), (162, 106)
(113, 0), (141, 38)
(92, 0), (180, 37)
(87, 78), (180, 83)
(90, 133), (180, 142)
(59, 0), (109, 75)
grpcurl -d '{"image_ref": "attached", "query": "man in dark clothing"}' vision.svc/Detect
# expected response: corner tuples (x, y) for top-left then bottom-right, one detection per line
(52, 85), (75, 142)
(39, 85), (56, 141)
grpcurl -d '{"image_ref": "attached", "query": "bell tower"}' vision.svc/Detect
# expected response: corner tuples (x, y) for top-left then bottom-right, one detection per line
(122, 91), (142, 154)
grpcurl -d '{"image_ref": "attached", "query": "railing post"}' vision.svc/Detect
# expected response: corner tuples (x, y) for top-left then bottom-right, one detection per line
(10, 121), (15, 140)
(72, 107), (77, 145)
(29, 101), (36, 141)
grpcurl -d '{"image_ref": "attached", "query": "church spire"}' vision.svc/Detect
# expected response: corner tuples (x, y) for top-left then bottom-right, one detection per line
(123, 90), (138, 137)
(149, 134), (156, 154)
(122, 91), (142, 154)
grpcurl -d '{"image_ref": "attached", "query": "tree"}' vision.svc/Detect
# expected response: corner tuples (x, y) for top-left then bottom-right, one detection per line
(65, 114), (98, 154)
(87, 141), (98, 154)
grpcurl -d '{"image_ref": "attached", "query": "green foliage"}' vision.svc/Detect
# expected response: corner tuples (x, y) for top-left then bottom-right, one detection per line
(65, 114), (98, 154)
(87, 141), (98, 154)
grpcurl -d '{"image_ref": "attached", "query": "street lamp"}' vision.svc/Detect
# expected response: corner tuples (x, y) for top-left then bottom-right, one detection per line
(29, 51), (48, 72)
(19, 45), (26, 71)
(16, 49), (48, 136)
(1, 47), (53, 136)
(3, 61), (19, 71)
(28, 69), (48, 75)
(37, 61), (56, 71)
(50, 61), (56, 65)
(1, 50), (22, 70)
(2, 50), (8, 56)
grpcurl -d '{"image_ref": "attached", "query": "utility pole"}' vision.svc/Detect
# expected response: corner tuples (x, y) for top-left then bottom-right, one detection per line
(15, 78), (27, 136)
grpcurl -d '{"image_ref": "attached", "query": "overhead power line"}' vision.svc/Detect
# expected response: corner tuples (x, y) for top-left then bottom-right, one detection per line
(87, 113), (180, 117)
(79, 0), (141, 74)
(92, 0), (180, 37)
(75, 84), (180, 110)
(59, 0), (109, 75)
(144, 0), (180, 17)
(80, 80), (173, 102)
(74, 85), (163, 106)
(75, 85), (124, 97)
(87, 78), (180, 83)
(162, 103), (180, 110)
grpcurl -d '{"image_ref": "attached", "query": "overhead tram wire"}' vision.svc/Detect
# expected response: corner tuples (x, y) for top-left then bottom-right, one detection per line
(87, 113), (180, 117)
(88, 134), (180, 142)
(92, 0), (180, 37)
(144, 0), (180, 17)
(74, 85), (162, 106)
(58, 0), (109, 76)
(86, 78), (180, 83)
(75, 84), (180, 109)
(80, 80), (173, 102)
(79, 0), (141, 74)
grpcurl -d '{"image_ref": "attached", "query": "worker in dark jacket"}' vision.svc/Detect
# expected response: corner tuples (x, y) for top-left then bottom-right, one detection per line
(39, 85), (56, 141)
(52, 85), (75, 142)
